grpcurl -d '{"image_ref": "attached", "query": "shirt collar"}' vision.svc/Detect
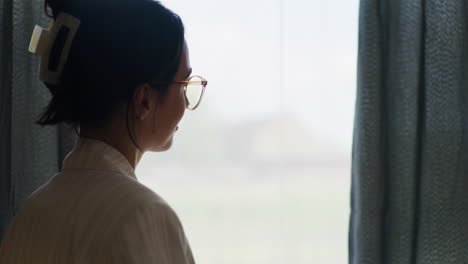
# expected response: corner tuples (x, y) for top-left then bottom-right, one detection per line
(62, 137), (137, 180)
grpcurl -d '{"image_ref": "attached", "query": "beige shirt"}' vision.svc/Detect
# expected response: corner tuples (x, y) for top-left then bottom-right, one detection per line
(0, 137), (195, 264)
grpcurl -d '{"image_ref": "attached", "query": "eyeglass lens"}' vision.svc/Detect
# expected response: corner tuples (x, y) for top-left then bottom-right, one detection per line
(185, 76), (204, 109)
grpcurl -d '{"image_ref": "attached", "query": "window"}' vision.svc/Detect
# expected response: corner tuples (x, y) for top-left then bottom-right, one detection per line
(136, 0), (359, 263)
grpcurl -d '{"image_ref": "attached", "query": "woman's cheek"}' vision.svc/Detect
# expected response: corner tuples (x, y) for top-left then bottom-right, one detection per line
(178, 89), (187, 117)
(177, 98), (186, 123)
(170, 85), (186, 121)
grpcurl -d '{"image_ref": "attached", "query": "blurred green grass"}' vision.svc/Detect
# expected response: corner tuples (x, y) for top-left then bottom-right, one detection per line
(137, 164), (350, 264)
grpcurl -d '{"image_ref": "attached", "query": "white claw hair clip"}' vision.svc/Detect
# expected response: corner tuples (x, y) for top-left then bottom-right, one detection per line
(28, 12), (81, 85)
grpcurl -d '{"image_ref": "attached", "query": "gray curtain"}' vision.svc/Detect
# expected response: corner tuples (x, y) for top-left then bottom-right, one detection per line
(350, 0), (468, 263)
(0, 0), (75, 242)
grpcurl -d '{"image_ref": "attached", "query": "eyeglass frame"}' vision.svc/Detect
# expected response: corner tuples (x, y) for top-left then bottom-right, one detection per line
(150, 75), (208, 110)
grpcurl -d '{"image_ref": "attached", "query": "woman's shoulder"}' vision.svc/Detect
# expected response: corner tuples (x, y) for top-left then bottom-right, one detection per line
(30, 168), (166, 212)
(114, 177), (179, 226)
(98, 171), (171, 216)
(105, 199), (194, 264)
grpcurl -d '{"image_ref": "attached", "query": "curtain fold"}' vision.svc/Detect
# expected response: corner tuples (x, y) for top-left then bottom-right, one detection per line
(0, 0), (75, 242)
(350, 0), (468, 263)
(0, 0), (14, 245)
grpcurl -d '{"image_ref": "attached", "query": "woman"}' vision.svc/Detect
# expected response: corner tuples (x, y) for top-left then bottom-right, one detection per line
(0, 0), (207, 263)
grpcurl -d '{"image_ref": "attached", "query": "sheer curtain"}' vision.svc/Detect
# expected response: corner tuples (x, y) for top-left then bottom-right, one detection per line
(351, 1), (468, 263)
(0, 0), (75, 241)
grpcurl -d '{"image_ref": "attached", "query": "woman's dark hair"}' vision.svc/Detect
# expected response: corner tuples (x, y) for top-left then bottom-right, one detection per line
(36, 0), (185, 149)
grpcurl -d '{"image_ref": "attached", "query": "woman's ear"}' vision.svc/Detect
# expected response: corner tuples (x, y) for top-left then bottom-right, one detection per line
(132, 83), (157, 120)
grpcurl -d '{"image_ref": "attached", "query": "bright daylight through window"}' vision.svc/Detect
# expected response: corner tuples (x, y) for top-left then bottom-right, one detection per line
(137, 0), (359, 263)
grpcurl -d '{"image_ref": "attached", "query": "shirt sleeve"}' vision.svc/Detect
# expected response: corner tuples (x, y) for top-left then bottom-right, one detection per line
(107, 202), (195, 264)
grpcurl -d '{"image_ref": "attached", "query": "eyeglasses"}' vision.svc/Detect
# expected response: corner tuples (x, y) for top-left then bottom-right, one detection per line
(175, 75), (208, 110)
(151, 75), (208, 110)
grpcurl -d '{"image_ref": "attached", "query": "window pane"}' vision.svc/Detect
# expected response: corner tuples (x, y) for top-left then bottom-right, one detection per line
(137, 1), (358, 263)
